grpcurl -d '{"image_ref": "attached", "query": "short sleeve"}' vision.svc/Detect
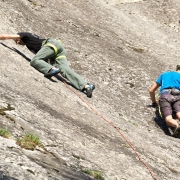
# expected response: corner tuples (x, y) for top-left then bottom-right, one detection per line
(156, 74), (162, 86)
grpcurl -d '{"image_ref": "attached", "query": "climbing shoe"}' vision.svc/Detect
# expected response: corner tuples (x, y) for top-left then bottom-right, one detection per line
(44, 68), (61, 78)
(84, 84), (95, 98)
(172, 126), (180, 137)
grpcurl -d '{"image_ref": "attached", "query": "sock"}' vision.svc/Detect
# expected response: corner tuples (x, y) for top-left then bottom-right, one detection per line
(51, 69), (57, 73)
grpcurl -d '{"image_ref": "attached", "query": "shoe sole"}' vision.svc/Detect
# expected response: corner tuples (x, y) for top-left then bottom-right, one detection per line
(172, 126), (180, 137)
(86, 85), (95, 98)
(44, 70), (61, 78)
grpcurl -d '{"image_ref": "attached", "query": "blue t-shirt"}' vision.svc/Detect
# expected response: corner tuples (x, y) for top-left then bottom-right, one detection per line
(156, 71), (180, 92)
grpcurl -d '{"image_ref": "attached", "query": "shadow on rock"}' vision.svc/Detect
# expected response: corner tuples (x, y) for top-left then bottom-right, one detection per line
(0, 42), (31, 62)
(153, 107), (172, 136)
(0, 171), (18, 180)
(0, 43), (81, 90)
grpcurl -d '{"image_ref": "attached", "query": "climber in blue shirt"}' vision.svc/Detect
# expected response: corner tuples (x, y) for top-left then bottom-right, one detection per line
(149, 64), (180, 137)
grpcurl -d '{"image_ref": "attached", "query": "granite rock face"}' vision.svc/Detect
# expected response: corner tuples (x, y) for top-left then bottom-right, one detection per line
(0, 0), (180, 179)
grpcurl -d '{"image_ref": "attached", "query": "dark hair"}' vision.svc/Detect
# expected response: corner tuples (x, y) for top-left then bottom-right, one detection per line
(176, 64), (180, 71)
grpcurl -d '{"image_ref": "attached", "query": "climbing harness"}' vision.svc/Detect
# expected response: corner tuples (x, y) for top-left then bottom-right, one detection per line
(42, 39), (62, 56)
(62, 80), (159, 180)
(43, 43), (58, 55)
(55, 55), (66, 60)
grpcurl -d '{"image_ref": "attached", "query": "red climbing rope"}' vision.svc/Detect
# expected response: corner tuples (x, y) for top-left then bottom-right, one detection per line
(63, 81), (158, 180)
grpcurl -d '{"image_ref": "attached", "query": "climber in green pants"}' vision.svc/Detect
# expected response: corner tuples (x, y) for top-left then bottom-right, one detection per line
(0, 32), (95, 97)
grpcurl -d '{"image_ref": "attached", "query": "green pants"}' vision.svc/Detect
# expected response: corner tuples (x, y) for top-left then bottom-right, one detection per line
(30, 38), (86, 90)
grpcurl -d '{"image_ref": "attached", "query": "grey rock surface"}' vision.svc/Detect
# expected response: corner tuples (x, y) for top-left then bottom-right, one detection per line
(0, 0), (180, 179)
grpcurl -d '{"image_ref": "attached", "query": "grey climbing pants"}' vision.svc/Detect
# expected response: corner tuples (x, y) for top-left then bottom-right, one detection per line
(30, 38), (86, 90)
(159, 90), (180, 118)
